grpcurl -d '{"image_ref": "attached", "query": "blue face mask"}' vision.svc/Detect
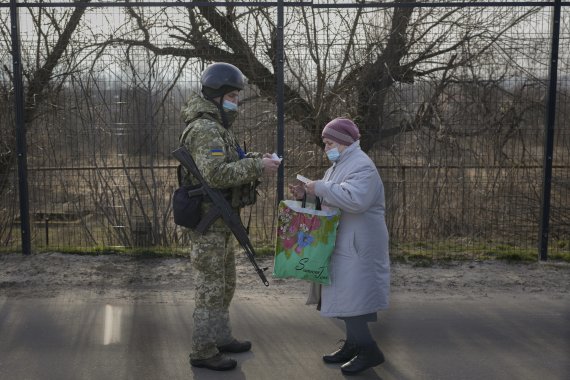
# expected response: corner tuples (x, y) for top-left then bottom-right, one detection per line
(326, 147), (340, 162)
(223, 100), (238, 111)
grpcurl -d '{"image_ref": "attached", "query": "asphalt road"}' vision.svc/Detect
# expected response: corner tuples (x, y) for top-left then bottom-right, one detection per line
(0, 293), (568, 380)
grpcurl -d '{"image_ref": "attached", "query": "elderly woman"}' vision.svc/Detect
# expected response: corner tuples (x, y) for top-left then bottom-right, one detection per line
(289, 117), (390, 375)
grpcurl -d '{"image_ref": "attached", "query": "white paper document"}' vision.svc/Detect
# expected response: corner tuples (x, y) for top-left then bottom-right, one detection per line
(296, 174), (312, 184)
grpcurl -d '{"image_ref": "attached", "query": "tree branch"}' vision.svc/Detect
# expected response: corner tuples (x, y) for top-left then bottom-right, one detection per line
(24, 0), (91, 123)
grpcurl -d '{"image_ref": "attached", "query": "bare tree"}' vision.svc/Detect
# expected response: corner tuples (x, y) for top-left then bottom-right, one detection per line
(100, 1), (541, 152)
(0, 0), (92, 198)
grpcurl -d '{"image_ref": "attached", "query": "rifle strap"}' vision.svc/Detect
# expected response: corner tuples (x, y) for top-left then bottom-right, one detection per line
(177, 115), (202, 186)
(245, 206), (253, 234)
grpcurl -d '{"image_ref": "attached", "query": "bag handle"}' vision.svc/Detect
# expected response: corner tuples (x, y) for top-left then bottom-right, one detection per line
(301, 193), (322, 210)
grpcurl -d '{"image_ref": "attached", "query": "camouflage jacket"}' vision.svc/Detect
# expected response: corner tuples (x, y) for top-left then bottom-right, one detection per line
(179, 94), (263, 229)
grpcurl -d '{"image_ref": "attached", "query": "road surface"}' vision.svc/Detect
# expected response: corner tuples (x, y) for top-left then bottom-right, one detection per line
(0, 291), (568, 380)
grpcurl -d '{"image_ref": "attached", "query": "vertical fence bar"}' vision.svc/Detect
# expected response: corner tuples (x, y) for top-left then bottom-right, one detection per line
(539, 0), (561, 261)
(10, 0), (31, 255)
(276, 0), (285, 202)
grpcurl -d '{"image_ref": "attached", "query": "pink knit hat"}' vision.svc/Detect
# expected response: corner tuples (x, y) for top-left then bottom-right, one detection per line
(321, 118), (360, 146)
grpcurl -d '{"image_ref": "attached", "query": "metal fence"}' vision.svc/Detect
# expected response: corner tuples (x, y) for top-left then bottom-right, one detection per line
(1, 1), (569, 261)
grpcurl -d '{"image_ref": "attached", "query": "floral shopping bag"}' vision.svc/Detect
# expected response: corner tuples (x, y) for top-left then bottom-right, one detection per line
(273, 200), (340, 285)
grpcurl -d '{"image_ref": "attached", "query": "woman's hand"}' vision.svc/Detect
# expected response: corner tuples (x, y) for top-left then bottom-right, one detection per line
(288, 183), (305, 200)
(304, 181), (316, 196)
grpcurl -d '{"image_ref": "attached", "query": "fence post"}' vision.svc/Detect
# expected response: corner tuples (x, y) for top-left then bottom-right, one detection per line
(10, 0), (32, 255)
(401, 166), (407, 239)
(539, 0), (561, 261)
(276, 0), (285, 202)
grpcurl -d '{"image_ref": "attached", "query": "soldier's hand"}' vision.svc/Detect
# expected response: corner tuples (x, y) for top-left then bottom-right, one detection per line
(262, 157), (280, 174)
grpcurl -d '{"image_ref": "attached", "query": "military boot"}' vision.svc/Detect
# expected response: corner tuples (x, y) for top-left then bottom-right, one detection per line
(322, 340), (358, 364)
(190, 353), (237, 371)
(217, 339), (252, 353)
(340, 343), (385, 375)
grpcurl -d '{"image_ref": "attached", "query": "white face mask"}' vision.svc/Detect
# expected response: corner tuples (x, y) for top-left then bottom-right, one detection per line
(326, 147), (340, 162)
(222, 100), (238, 111)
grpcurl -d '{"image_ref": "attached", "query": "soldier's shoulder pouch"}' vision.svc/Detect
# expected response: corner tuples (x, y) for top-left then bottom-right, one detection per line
(172, 184), (203, 229)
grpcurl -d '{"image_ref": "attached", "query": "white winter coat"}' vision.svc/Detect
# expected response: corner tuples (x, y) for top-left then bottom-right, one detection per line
(308, 141), (390, 318)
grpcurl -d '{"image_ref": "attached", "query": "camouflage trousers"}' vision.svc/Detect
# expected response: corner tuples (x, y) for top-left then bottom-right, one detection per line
(188, 229), (236, 360)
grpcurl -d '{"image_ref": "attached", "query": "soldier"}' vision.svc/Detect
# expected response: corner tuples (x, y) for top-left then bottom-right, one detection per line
(179, 62), (280, 371)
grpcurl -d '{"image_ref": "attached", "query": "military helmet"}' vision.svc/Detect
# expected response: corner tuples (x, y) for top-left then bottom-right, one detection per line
(201, 62), (246, 98)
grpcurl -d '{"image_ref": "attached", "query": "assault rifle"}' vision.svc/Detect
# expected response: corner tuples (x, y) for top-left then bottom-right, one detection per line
(172, 146), (270, 287)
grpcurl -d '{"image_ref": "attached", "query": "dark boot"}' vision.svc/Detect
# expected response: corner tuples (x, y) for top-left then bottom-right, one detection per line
(190, 353), (237, 371)
(323, 340), (359, 364)
(217, 339), (252, 353)
(340, 343), (385, 375)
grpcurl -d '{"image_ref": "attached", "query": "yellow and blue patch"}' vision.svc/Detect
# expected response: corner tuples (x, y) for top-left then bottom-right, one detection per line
(210, 148), (224, 157)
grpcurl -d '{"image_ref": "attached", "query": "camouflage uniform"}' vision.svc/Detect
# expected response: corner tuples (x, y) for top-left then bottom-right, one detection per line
(180, 94), (263, 360)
